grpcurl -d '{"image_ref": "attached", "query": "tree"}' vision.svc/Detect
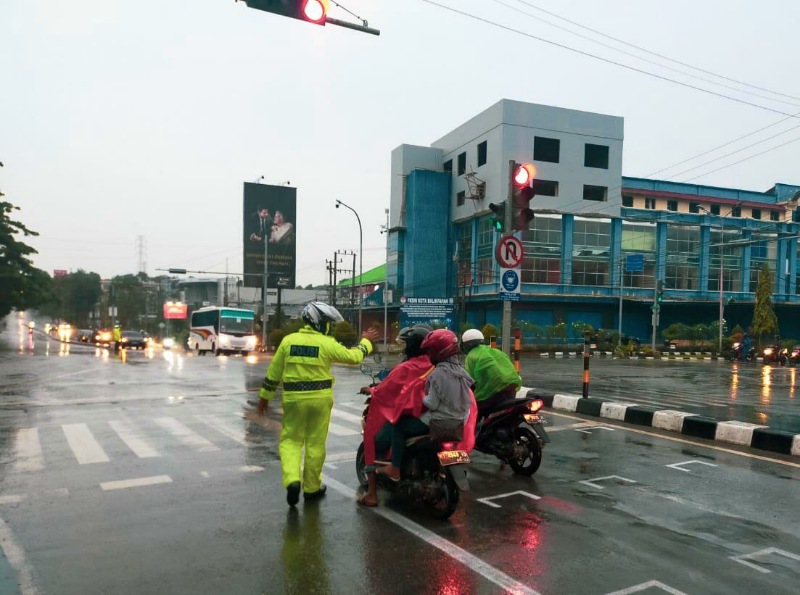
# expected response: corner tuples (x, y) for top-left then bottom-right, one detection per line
(751, 262), (779, 344)
(0, 200), (52, 319)
(40, 270), (102, 326)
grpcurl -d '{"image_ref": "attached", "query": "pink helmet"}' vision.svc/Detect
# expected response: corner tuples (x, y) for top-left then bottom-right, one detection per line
(421, 329), (460, 363)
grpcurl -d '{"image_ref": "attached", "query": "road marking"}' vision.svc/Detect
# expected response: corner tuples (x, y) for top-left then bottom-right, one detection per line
(62, 423), (110, 464)
(197, 414), (248, 446)
(100, 475), (173, 491)
(605, 580), (688, 595)
(325, 451), (355, 463)
(200, 471), (210, 478)
(13, 428), (44, 472)
(665, 460), (718, 473)
(239, 409), (282, 432)
(331, 408), (363, 424)
(0, 517), (39, 595)
(240, 465), (265, 472)
(108, 420), (160, 458)
(153, 417), (219, 452)
(730, 547), (800, 573)
(544, 421), (597, 433)
(547, 411), (800, 469)
(0, 495), (27, 506)
(338, 402), (365, 412)
(327, 422), (360, 436)
(323, 476), (541, 595)
(574, 426), (615, 434)
(477, 491), (541, 509)
(578, 475), (637, 490)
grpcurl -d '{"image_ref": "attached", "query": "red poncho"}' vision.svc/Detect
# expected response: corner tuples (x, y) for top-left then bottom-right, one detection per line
(362, 355), (478, 465)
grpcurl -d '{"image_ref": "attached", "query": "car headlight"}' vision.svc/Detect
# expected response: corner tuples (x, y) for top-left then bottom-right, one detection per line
(163, 338), (175, 349)
(764, 348), (773, 355)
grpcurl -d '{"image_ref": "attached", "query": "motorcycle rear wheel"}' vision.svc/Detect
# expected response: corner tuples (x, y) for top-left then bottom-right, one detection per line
(428, 472), (459, 520)
(508, 427), (543, 476)
(355, 442), (368, 488)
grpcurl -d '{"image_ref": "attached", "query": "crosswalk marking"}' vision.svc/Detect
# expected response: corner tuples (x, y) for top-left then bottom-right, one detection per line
(153, 417), (220, 452)
(197, 414), (249, 446)
(13, 428), (44, 472)
(331, 408), (363, 424)
(338, 402), (365, 413)
(328, 421), (360, 436)
(100, 475), (173, 491)
(63, 423), (110, 464)
(108, 420), (160, 458)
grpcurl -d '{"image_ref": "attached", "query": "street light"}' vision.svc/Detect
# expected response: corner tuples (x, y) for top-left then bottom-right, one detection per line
(335, 199), (363, 336)
(699, 202), (741, 352)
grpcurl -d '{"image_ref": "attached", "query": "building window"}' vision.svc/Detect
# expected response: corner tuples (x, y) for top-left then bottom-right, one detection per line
(665, 225), (700, 291)
(749, 238), (777, 292)
(583, 185), (607, 202)
(456, 191), (466, 207)
(645, 198), (656, 210)
(689, 202), (700, 214)
(621, 221), (656, 289)
(457, 152), (466, 176)
(571, 218), (611, 286)
(751, 208), (761, 220)
(770, 210), (780, 221)
(443, 159), (452, 174)
(533, 136), (560, 163)
(532, 179), (558, 197)
(731, 206), (741, 217)
(708, 229), (739, 292)
(584, 144), (609, 169)
(710, 204), (720, 215)
(520, 215), (562, 284)
(667, 200), (678, 212)
(477, 141), (487, 167)
(622, 195), (633, 207)
(477, 218), (494, 284)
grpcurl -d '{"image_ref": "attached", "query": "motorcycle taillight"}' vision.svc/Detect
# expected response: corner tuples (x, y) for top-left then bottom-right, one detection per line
(527, 399), (544, 413)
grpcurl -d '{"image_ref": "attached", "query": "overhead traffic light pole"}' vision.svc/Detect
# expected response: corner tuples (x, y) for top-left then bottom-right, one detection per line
(501, 160), (515, 356)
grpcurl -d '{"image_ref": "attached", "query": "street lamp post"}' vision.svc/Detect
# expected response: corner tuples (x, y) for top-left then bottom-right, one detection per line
(335, 200), (363, 336)
(262, 233), (269, 351)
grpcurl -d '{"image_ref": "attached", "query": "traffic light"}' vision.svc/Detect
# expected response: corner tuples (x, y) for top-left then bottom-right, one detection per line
(512, 162), (536, 231)
(656, 280), (664, 303)
(243, 0), (329, 26)
(489, 202), (505, 232)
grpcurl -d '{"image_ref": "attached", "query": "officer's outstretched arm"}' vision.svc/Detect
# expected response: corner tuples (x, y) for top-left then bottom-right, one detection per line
(328, 336), (373, 365)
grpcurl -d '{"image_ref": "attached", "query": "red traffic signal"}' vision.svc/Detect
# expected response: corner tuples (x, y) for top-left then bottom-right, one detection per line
(303, 0), (329, 23)
(511, 162), (536, 230)
(513, 163), (536, 187)
(244, 0), (329, 26)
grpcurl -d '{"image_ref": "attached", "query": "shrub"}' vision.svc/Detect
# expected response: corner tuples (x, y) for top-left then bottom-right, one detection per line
(332, 321), (358, 346)
(481, 324), (499, 341)
(268, 329), (286, 350)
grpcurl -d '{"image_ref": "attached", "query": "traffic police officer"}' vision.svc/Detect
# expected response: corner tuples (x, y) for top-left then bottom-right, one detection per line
(258, 301), (377, 506)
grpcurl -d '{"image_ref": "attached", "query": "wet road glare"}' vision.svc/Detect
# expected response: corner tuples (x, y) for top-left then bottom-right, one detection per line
(1, 314), (799, 594)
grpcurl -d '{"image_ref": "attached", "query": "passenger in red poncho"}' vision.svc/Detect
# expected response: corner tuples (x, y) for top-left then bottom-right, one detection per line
(356, 325), (434, 507)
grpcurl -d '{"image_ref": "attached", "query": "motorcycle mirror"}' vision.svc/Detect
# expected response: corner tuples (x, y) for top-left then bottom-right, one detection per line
(360, 364), (373, 377)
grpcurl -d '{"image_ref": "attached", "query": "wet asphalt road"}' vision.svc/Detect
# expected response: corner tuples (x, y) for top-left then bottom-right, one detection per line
(1, 322), (799, 594)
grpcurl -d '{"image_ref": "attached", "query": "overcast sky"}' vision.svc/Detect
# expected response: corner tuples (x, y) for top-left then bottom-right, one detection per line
(2, 0), (799, 286)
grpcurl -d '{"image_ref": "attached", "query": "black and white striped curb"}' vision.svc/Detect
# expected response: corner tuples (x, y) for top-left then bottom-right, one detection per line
(525, 389), (800, 457)
(532, 351), (728, 360)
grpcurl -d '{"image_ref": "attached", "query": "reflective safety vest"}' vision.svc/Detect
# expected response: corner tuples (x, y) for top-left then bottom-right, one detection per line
(259, 326), (372, 402)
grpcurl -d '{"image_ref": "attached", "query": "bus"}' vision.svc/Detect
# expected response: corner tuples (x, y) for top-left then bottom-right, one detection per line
(188, 306), (257, 356)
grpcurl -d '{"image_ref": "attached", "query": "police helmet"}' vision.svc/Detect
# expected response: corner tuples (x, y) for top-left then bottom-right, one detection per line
(301, 301), (344, 335)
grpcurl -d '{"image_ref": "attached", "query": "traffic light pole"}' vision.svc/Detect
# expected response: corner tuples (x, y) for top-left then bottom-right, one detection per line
(501, 160), (514, 356)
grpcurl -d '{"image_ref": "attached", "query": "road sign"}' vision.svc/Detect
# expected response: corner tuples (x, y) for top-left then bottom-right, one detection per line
(625, 254), (644, 272)
(495, 235), (524, 268)
(499, 268), (520, 301)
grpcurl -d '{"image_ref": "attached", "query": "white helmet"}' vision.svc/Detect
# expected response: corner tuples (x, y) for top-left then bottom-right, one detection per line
(301, 301), (344, 335)
(461, 328), (485, 353)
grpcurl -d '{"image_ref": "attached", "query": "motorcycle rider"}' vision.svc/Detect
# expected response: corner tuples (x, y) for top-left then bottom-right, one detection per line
(460, 329), (521, 415)
(740, 331), (752, 362)
(356, 325), (434, 507)
(377, 329), (476, 482)
(258, 301), (378, 506)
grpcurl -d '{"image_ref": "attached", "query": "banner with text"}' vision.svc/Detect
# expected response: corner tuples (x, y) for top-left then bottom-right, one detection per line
(243, 182), (297, 289)
(399, 297), (455, 330)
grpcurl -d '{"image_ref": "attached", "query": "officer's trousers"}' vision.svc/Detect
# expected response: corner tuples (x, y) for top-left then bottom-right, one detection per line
(279, 396), (333, 493)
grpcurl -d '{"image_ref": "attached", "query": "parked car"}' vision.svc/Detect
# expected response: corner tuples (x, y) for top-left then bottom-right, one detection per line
(120, 330), (149, 350)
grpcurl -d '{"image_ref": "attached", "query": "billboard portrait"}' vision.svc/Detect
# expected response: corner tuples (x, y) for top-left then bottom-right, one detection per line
(243, 182), (297, 289)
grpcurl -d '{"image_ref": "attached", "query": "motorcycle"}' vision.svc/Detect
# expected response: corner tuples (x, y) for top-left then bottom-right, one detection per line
(728, 342), (757, 362)
(762, 344), (787, 365)
(473, 390), (550, 475)
(354, 364), (470, 520)
(787, 345), (800, 366)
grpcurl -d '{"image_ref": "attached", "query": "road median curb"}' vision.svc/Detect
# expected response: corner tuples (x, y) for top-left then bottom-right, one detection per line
(524, 387), (799, 457)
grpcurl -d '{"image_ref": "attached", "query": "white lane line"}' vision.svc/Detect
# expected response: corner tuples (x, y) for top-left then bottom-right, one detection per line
(153, 417), (219, 452)
(0, 517), (40, 595)
(62, 423), (110, 464)
(197, 414), (248, 446)
(605, 580), (688, 595)
(327, 421), (360, 436)
(108, 420), (160, 458)
(331, 408), (363, 424)
(730, 547), (800, 574)
(0, 495), (27, 506)
(100, 475), (173, 491)
(338, 402), (365, 412)
(13, 428), (44, 472)
(545, 421), (597, 433)
(324, 476), (541, 595)
(325, 451), (356, 463)
(240, 465), (265, 472)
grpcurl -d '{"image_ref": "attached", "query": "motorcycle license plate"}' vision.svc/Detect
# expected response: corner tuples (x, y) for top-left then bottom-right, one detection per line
(524, 413), (547, 425)
(438, 450), (470, 466)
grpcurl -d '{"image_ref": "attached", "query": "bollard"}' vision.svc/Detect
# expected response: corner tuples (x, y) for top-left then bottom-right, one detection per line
(513, 328), (521, 373)
(490, 335), (497, 349)
(582, 330), (591, 398)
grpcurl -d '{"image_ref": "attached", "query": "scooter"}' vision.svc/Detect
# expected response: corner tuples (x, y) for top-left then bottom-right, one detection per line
(788, 345), (800, 366)
(728, 342), (757, 362)
(354, 365), (470, 520)
(473, 391), (550, 476)
(762, 344), (787, 365)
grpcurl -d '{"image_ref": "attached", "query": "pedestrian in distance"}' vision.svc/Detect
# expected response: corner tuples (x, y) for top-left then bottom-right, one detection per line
(258, 301), (379, 506)
(460, 329), (521, 415)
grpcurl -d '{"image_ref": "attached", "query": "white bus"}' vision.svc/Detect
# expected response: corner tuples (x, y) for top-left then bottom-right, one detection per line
(188, 306), (257, 356)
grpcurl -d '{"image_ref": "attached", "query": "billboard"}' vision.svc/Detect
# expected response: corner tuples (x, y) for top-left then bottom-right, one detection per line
(53, 269), (68, 278)
(163, 302), (188, 320)
(243, 182), (297, 289)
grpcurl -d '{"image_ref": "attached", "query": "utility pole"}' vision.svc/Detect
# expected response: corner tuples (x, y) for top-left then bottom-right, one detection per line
(501, 160), (514, 356)
(382, 208), (389, 350)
